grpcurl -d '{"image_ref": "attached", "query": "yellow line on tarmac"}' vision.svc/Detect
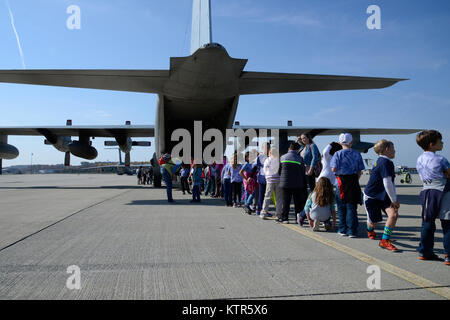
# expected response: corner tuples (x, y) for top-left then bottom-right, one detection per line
(282, 223), (450, 299)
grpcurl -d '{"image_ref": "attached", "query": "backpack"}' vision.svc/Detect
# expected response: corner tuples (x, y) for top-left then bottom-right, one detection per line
(313, 154), (323, 178)
(158, 153), (171, 165)
(310, 144), (322, 178)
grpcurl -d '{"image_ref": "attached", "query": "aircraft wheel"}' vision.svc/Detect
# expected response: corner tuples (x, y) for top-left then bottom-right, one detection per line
(153, 174), (162, 188)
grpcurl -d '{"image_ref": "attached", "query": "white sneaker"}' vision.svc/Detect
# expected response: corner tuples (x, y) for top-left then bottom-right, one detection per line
(313, 220), (320, 231)
(338, 232), (347, 236)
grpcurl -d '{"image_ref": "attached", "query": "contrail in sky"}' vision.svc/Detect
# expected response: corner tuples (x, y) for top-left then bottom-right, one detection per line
(6, 0), (26, 69)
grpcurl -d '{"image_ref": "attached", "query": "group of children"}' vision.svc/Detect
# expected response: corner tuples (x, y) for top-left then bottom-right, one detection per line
(308, 130), (448, 264)
(160, 130), (449, 265)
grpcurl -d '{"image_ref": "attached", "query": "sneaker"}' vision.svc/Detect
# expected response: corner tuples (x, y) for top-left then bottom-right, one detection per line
(367, 230), (376, 240)
(418, 253), (443, 261)
(244, 206), (252, 215)
(297, 214), (305, 226)
(233, 203), (237, 208)
(379, 239), (398, 252)
(261, 214), (268, 220)
(281, 220), (289, 224)
(276, 218), (283, 223)
(338, 232), (347, 236)
(445, 255), (450, 266)
(313, 220), (320, 231)
(348, 234), (357, 238)
(324, 221), (332, 232)
(266, 213), (273, 217)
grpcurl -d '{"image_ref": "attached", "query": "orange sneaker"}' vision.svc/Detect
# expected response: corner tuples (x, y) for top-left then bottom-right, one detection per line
(379, 239), (398, 252)
(367, 230), (376, 240)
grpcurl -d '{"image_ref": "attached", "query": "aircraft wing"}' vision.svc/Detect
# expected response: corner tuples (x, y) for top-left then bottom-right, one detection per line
(238, 72), (407, 94)
(233, 125), (420, 137)
(0, 125), (155, 138)
(80, 164), (152, 170)
(0, 70), (169, 93)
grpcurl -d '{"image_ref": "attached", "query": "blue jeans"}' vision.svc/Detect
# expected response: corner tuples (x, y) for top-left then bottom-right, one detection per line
(161, 168), (173, 202)
(257, 183), (266, 213)
(192, 185), (201, 201)
(223, 179), (232, 205)
(207, 177), (216, 195)
(419, 219), (450, 256)
(245, 191), (254, 207)
(443, 220), (450, 256)
(336, 188), (358, 236)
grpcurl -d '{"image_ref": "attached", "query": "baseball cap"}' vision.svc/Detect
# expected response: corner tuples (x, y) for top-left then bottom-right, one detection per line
(339, 133), (353, 145)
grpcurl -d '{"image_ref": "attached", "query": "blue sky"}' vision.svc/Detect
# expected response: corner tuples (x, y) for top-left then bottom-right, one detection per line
(0, 0), (449, 167)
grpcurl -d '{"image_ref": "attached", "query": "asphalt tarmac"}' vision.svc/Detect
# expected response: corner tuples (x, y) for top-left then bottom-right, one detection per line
(0, 173), (448, 300)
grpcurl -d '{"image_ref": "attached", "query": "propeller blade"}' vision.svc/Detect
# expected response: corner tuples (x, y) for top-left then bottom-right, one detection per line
(64, 151), (70, 166)
(125, 152), (130, 167)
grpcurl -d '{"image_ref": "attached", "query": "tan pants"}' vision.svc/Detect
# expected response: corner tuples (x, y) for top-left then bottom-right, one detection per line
(262, 182), (282, 216)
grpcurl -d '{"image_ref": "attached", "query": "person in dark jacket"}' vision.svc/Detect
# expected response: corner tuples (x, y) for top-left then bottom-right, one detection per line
(278, 143), (308, 223)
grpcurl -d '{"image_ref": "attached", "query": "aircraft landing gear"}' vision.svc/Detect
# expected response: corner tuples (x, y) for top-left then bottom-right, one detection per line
(151, 152), (162, 188)
(153, 173), (162, 188)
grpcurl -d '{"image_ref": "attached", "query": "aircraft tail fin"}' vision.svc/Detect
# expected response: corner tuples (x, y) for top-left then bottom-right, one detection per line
(190, 0), (212, 54)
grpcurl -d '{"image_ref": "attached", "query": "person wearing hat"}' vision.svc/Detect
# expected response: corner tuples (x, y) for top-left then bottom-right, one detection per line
(331, 133), (365, 237)
(160, 153), (181, 203)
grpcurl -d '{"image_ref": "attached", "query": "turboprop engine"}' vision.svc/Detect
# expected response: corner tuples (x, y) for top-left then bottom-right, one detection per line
(68, 140), (98, 160)
(0, 135), (19, 175)
(103, 121), (151, 166)
(42, 119), (96, 166)
(0, 140), (19, 159)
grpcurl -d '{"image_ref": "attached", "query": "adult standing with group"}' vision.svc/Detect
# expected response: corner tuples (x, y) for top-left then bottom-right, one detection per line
(255, 142), (270, 215)
(278, 142), (308, 223)
(297, 133), (321, 194)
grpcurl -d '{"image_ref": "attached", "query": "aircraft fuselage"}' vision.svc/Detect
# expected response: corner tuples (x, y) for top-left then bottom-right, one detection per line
(155, 44), (246, 156)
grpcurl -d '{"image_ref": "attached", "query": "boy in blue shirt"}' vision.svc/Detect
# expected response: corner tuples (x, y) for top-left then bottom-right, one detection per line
(416, 130), (450, 265)
(363, 140), (400, 251)
(331, 133), (365, 238)
(190, 163), (203, 203)
(180, 164), (191, 195)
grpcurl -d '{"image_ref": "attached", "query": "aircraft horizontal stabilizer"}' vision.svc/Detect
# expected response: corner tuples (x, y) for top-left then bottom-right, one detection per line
(0, 70), (169, 93)
(238, 72), (407, 95)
